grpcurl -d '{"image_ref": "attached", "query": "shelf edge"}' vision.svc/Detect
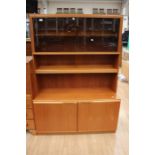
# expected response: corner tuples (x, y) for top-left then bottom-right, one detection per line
(33, 52), (120, 55)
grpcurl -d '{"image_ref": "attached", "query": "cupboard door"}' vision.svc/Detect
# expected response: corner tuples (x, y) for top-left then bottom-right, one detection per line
(34, 103), (77, 133)
(78, 101), (120, 132)
(32, 17), (120, 52)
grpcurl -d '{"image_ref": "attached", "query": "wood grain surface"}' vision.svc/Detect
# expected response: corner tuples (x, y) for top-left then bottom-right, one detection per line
(34, 104), (77, 133)
(78, 101), (120, 132)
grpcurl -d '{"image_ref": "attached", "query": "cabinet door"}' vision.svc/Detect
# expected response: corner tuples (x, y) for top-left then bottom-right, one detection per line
(33, 17), (85, 52)
(78, 101), (120, 132)
(85, 18), (120, 52)
(34, 103), (77, 133)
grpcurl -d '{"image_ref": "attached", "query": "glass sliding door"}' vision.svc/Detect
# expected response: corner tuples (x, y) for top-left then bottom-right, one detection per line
(33, 17), (120, 52)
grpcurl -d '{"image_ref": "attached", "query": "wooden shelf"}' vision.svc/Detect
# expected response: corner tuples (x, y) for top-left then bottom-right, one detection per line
(35, 65), (118, 74)
(33, 52), (120, 55)
(36, 31), (117, 37)
(29, 14), (123, 19)
(33, 88), (118, 103)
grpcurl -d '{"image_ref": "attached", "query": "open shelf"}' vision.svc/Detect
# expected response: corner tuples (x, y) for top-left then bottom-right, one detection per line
(36, 30), (117, 37)
(35, 65), (118, 74)
(33, 87), (117, 103)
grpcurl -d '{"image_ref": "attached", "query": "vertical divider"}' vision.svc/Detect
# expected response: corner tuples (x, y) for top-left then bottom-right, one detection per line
(118, 16), (123, 66)
(29, 16), (35, 53)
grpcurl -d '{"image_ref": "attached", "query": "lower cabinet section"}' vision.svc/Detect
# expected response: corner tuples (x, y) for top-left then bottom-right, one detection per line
(78, 101), (120, 132)
(34, 103), (77, 133)
(33, 100), (120, 133)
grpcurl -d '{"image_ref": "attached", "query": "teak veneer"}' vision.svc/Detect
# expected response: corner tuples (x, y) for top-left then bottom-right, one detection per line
(35, 65), (118, 74)
(33, 88), (118, 103)
(29, 14), (122, 134)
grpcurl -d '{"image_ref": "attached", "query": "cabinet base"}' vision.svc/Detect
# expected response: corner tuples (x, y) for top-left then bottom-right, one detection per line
(27, 130), (37, 135)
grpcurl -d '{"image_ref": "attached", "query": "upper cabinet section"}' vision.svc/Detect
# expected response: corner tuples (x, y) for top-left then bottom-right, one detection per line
(30, 15), (122, 53)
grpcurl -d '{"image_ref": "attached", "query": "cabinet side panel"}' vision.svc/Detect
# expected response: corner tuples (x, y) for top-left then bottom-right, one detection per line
(118, 17), (123, 65)
(29, 16), (35, 53)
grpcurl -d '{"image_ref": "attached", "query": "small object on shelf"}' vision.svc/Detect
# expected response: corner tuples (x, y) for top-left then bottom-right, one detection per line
(37, 8), (41, 14)
(93, 8), (98, 14)
(77, 8), (83, 14)
(43, 8), (47, 14)
(57, 8), (63, 14)
(107, 9), (113, 14)
(70, 8), (76, 14)
(38, 18), (43, 22)
(90, 38), (94, 42)
(113, 9), (119, 14)
(99, 8), (105, 14)
(63, 8), (69, 14)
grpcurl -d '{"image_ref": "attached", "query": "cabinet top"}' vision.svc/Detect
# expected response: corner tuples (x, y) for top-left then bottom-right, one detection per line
(29, 14), (123, 19)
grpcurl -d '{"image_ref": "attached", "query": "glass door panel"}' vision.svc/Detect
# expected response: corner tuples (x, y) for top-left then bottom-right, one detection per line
(33, 17), (120, 52)
(85, 18), (120, 51)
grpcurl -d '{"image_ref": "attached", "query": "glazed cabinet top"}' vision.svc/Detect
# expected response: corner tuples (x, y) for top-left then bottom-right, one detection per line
(29, 14), (123, 54)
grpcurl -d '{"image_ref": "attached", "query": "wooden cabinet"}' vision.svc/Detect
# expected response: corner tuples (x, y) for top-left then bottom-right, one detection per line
(29, 14), (122, 134)
(78, 100), (120, 132)
(34, 103), (77, 133)
(33, 100), (120, 133)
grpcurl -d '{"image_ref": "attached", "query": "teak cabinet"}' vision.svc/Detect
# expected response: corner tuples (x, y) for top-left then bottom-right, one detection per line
(29, 14), (122, 134)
